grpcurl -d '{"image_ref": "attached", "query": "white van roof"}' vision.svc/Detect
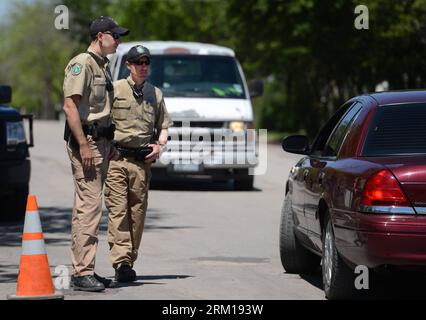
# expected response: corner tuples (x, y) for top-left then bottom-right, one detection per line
(116, 41), (236, 57)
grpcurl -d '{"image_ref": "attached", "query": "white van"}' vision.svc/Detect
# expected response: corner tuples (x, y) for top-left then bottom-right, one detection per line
(109, 41), (262, 190)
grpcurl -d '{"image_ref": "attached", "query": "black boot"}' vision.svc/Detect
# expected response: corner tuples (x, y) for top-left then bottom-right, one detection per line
(115, 264), (136, 282)
(94, 273), (115, 288)
(71, 275), (105, 292)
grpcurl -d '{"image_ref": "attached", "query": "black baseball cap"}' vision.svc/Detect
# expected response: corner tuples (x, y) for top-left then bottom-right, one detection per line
(126, 45), (151, 63)
(90, 16), (129, 36)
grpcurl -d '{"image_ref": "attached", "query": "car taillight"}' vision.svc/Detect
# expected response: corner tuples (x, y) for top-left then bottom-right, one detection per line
(361, 170), (409, 207)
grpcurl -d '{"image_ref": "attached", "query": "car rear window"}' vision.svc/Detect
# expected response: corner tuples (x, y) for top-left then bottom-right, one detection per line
(362, 103), (426, 156)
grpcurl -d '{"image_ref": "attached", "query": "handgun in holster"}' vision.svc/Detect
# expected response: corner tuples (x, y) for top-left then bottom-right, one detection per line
(64, 122), (116, 151)
(64, 121), (80, 151)
(116, 146), (153, 162)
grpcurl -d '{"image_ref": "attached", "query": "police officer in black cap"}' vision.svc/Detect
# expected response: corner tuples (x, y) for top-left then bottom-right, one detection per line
(63, 16), (129, 292)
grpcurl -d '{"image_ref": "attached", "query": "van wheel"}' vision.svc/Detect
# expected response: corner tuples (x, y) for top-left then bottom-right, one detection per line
(234, 173), (254, 190)
(322, 213), (357, 299)
(279, 194), (320, 273)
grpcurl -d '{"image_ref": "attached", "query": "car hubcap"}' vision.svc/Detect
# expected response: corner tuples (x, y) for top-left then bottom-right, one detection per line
(323, 221), (333, 288)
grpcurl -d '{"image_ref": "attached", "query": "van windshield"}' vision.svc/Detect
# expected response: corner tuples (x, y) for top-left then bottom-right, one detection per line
(118, 55), (246, 99)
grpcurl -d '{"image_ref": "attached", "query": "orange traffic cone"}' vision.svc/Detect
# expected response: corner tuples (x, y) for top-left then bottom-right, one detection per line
(7, 195), (64, 300)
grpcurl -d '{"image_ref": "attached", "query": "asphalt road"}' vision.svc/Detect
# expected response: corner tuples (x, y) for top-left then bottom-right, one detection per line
(1, 120), (425, 300)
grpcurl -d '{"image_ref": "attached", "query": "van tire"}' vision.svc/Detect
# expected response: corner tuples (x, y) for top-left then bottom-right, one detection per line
(234, 172), (254, 190)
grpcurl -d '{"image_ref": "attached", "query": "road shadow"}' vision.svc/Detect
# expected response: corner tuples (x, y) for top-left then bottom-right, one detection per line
(298, 268), (426, 300)
(0, 205), (194, 247)
(0, 264), (19, 284)
(151, 178), (262, 192)
(138, 274), (192, 281)
(299, 267), (323, 291)
(103, 274), (193, 289)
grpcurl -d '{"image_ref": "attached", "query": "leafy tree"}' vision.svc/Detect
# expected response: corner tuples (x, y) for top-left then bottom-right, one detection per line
(228, 0), (426, 136)
(0, 0), (79, 118)
(4, 0), (426, 133)
(61, 0), (111, 46)
(107, 0), (228, 43)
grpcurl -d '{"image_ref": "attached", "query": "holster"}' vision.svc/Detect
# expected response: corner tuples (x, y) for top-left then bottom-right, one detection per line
(117, 146), (153, 162)
(82, 123), (116, 141)
(64, 122), (116, 151)
(64, 121), (80, 151)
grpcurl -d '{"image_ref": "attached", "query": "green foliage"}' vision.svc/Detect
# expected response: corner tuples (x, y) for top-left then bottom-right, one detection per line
(0, 0), (79, 118)
(61, 0), (111, 45)
(3, 0), (426, 136)
(228, 0), (426, 137)
(108, 0), (228, 44)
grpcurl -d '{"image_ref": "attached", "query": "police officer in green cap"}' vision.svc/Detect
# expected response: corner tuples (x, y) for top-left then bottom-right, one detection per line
(105, 45), (172, 282)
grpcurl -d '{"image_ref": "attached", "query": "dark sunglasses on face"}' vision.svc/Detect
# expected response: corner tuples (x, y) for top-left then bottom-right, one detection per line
(133, 59), (150, 66)
(103, 31), (120, 40)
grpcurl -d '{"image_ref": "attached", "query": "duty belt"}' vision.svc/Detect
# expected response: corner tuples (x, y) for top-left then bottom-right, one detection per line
(82, 123), (115, 141)
(116, 145), (153, 161)
(64, 122), (115, 151)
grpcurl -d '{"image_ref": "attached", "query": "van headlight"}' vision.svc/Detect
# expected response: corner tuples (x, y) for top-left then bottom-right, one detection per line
(229, 121), (245, 132)
(6, 121), (26, 145)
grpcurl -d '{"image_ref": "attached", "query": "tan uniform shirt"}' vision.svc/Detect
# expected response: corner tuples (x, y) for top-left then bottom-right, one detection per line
(112, 77), (173, 148)
(63, 50), (113, 127)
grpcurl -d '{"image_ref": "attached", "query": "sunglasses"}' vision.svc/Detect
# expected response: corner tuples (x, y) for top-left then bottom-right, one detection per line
(103, 31), (120, 40)
(133, 59), (150, 66)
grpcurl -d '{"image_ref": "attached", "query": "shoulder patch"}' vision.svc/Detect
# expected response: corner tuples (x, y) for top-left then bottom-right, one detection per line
(71, 63), (83, 76)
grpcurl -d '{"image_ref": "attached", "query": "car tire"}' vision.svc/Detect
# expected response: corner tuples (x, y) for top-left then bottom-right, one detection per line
(322, 212), (357, 299)
(279, 194), (320, 274)
(234, 174), (254, 191)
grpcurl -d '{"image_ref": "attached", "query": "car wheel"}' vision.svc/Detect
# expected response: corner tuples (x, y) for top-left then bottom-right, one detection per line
(279, 194), (320, 273)
(322, 213), (356, 299)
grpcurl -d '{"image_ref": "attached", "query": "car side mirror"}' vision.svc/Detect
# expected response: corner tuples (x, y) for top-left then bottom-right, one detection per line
(0, 85), (12, 104)
(282, 135), (310, 155)
(249, 79), (264, 98)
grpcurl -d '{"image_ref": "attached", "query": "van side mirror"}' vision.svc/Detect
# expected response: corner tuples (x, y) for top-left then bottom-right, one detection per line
(0, 85), (12, 104)
(249, 79), (264, 98)
(282, 135), (310, 155)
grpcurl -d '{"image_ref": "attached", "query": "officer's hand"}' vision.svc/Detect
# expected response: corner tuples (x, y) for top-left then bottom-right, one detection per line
(145, 144), (161, 163)
(80, 142), (95, 172)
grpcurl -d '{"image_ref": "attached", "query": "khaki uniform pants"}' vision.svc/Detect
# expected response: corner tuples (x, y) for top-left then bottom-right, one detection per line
(104, 158), (151, 270)
(66, 137), (111, 276)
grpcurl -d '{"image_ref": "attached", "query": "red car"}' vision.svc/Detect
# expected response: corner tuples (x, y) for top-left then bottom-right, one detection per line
(280, 90), (426, 299)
